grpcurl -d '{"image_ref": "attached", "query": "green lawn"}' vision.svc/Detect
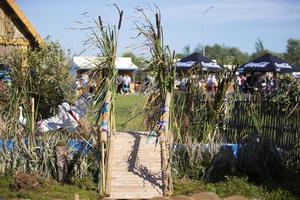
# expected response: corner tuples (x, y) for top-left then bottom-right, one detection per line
(115, 94), (147, 131)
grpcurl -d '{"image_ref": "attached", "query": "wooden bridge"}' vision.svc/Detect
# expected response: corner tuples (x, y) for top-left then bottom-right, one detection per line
(106, 132), (163, 199)
(97, 91), (171, 199)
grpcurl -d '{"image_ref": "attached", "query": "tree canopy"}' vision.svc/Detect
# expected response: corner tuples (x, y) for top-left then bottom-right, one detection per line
(177, 38), (299, 66)
(122, 52), (145, 68)
(285, 39), (300, 67)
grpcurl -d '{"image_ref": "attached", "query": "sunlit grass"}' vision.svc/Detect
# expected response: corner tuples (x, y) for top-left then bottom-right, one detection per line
(115, 94), (147, 131)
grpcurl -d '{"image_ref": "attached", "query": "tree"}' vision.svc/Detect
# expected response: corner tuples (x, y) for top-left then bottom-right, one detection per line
(203, 44), (249, 65)
(179, 43), (251, 65)
(193, 44), (203, 54)
(285, 39), (300, 66)
(7, 39), (74, 118)
(182, 44), (191, 56)
(250, 38), (269, 59)
(122, 52), (144, 68)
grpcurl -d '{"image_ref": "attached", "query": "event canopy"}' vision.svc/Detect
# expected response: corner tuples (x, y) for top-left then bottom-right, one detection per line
(176, 52), (222, 72)
(293, 66), (300, 79)
(72, 56), (138, 71)
(293, 66), (300, 72)
(238, 53), (294, 74)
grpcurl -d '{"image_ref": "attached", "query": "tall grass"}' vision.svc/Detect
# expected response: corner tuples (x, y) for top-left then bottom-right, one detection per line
(79, 5), (123, 196)
(0, 41), (80, 180)
(134, 6), (176, 196)
(171, 58), (240, 180)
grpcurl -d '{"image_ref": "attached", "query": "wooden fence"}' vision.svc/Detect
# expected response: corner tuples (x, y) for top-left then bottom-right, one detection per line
(223, 99), (300, 173)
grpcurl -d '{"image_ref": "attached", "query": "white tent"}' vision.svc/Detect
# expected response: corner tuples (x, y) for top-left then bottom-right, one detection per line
(72, 56), (138, 71)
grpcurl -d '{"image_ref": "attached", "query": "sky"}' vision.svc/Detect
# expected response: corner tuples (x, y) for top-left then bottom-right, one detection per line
(16, 0), (300, 56)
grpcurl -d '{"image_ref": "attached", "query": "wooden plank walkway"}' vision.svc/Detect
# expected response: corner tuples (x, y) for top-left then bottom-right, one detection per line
(108, 132), (163, 199)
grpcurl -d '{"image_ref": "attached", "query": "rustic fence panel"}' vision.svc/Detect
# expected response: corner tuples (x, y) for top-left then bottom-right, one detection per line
(224, 99), (300, 173)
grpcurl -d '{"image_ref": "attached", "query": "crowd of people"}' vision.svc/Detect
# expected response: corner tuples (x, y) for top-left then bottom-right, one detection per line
(74, 72), (282, 96)
(176, 74), (219, 94)
(174, 72), (281, 96)
(237, 73), (277, 94)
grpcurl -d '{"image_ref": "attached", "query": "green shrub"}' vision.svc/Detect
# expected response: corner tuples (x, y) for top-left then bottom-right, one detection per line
(173, 177), (298, 200)
(6, 38), (74, 118)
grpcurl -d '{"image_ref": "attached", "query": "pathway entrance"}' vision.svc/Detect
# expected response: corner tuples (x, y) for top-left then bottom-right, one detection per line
(109, 132), (163, 199)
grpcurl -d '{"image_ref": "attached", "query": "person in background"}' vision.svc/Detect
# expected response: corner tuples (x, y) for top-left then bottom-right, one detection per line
(116, 75), (124, 93)
(207, 75), (217, 95)
(141, 75), (153, 93)
(258, 74), (267, 92)
(237, 74), (246, 92)
(211, 74), (218, 93)
(179, 78), (188, 91)
(122, 74), (131, 94)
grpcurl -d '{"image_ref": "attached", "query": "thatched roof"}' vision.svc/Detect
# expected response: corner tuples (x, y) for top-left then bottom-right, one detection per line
(0, 0), (43, 47)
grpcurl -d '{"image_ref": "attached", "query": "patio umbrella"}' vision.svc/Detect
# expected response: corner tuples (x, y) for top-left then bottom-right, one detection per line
(176, 52), (222, 72)
(238, 53), (294, 73)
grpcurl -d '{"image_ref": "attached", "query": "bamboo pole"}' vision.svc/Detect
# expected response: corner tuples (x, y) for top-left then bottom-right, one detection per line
(101, 143), (105, 191)
(104, 132), (114, 196)
(31, 97), (35, 146)
(161, 92), (171, 196)
(97, 90), (111, 195)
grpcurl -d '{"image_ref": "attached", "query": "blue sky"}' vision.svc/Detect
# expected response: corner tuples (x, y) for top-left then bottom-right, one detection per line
(17, 0), (300, 56)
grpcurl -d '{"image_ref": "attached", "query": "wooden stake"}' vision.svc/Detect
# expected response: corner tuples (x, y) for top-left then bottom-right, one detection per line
(104, 134), (114, 196)
(97, 90), (112, 195)
(161, 92), (171, 196)
(101, 143), (105, 191)
(56, 144), (68, 183)
(31, 97), (35, 146)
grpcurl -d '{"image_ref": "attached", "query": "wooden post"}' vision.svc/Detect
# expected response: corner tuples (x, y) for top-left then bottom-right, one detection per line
(104, 134), (115, 196)
(101, 143), (105, 191)
(103, 93), (116, 197)
(100, 91), (112, 143)
(160, 92), (171, 196)
(55, 144), (68, 183)
(98, 90), (112, 195)
(30, 98), (35, 146)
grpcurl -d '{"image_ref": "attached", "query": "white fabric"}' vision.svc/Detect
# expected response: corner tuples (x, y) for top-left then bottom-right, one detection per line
(72, 56), (138, 71)
(36, 96), (92, 134)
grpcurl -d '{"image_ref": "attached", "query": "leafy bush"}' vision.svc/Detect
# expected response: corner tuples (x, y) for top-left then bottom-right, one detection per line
(5, 38), (74, 118)
(265, 74), (300, 109)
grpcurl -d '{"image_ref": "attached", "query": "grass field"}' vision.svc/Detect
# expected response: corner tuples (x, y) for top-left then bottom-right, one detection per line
(115, 94), (147, 131)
